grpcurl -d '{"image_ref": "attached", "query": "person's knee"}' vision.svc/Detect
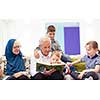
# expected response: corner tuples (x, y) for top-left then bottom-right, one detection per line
(17, 75), (30, 80)
(82, 71), (99, 80)
(31, 73), (46, 80)
(64, 74), (74, 80)
(6, 76), (16, 80)
(50, 71), (64, 80)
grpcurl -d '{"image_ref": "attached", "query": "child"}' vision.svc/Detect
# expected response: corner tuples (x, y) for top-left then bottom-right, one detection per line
(4, 39), (30, 80)
(34, 25), (71, 62)
(67, 41), (100, 80)
(50, 51), (70, 76)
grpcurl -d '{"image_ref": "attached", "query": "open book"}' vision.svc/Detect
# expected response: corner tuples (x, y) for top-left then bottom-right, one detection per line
(36, 61), (65, 72)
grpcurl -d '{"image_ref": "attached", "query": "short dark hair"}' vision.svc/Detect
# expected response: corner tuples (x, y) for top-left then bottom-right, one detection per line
(47, 25), (56, 33)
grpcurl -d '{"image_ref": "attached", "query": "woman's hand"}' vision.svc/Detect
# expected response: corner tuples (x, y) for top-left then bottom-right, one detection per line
(13, 71), (28, 78)
(44, 68), (56, 76)
(34, 49), (40, 59)
(20, 71), (29, 76)
(13, 72), (23, 78)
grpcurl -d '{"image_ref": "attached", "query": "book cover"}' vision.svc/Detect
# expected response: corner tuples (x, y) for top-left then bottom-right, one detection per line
(36, 62), (65, 72)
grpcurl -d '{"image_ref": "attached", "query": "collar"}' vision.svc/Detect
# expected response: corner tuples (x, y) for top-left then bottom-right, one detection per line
(88, 54), (98, 59)
(51, 39), (56, 43)
(39, 51), (51, 59)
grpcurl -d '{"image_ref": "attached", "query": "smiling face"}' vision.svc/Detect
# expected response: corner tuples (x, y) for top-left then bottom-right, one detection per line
(12, 40), (21, 55)
(50, 54), (60, 64)
(50, 51), (61, 64)
(47, 32), (55, 40)
(85, 45), (98, 57)
(47, 25), (56, 40)
(40, 37), (51, 56)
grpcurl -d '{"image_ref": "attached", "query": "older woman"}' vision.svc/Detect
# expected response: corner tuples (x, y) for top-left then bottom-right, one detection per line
(5, 39), (30, 80)
(30, 37), (64, 80)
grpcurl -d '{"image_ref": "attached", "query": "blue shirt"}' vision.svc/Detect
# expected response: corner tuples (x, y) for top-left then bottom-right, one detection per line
(81, 54), (100, 69)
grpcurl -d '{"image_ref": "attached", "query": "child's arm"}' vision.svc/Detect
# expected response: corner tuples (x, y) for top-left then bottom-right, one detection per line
(67, 59), (81, 66)
(82, 65), (100, 73)
(93, 65), (100, 73)
(72, 59), (81, 65)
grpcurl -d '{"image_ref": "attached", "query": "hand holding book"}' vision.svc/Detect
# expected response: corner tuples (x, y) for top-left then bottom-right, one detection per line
(36, 51), (65, 72)
(36, 62), (65, 72)
(43, 68), (56, 76)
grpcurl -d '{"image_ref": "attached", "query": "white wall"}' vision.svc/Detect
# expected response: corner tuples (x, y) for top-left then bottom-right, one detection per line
(0, 19), (46, 56)
(80, 19), (100, 55)
(0, 19), (100, 56)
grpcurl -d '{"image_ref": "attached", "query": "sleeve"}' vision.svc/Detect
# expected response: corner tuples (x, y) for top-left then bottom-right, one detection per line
(80, 55), (87, 62)
(55, 40), (62, 51)
(95, 57), (100, 65)
(30, 56), (37, 76)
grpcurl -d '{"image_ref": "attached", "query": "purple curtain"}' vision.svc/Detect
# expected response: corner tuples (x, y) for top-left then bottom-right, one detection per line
(64, 27), (80, 55)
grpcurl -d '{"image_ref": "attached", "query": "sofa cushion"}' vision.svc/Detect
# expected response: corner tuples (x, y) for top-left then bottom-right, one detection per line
(71, 57), (86, 72)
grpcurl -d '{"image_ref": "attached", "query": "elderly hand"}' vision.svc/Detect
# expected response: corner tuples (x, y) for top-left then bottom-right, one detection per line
(44, 68), (56, 76)
(34, 49), (40, 59)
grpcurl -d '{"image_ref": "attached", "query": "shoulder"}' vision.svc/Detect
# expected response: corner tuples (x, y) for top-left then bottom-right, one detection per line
(48, 52), (52, 57)
(81, 55), (88, 59)
(80, 55), (88, 62)
(96, 55), (100, 60)
(55, 40), (59, 44)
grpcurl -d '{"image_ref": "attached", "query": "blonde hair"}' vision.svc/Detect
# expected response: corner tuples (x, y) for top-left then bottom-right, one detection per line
(51, 50), (61, 58)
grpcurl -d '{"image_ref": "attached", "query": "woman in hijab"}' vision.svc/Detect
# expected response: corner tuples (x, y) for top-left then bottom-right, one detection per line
(5, 39), (30, 80)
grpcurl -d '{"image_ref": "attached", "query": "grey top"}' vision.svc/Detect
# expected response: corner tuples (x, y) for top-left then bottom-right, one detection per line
(35, 39), (71, 62)
(51, 39), (62, 52)
(36, 39), (62, 52)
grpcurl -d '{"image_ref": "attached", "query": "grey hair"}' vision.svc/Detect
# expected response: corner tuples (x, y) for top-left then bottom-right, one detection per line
(39, 36), (51, 47)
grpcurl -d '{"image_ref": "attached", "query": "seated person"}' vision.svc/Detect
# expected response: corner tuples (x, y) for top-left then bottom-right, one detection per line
(50, 51), (71, 77)
(30, 37), (64, 80)
(0, 58), (3, 78)
(67, 41), (100, 80)
(34, 25), (71, 63)
(4, 39), (30, 80)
